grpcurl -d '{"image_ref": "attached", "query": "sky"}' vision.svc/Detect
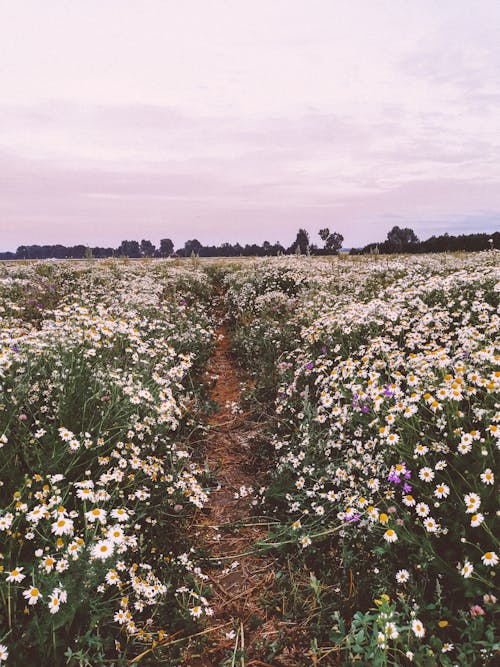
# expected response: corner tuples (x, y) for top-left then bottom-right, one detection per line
(1, 0), (499, 251)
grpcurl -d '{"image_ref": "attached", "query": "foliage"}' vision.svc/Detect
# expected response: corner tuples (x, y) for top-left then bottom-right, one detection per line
(0, 260), (216, 665)
(225, 252), (500, 664)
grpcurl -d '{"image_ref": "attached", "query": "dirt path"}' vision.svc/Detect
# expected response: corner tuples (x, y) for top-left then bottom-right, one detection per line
(186, 320), (287, 666)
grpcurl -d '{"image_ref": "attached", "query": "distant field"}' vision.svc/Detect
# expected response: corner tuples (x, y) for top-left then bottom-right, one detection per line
(0, 253), (498, 665)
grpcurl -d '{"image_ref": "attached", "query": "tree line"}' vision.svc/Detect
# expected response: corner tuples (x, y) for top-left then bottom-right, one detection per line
(351, 226), (499, 255)
(0, 226), (498, 260)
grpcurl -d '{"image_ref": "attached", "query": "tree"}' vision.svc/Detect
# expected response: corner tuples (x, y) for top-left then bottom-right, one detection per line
(318, 228), (344, 255)
(140, 239), (156, 257)
(159, 238), (174, 257)
(183, 239), (202, 256)
(386, 226), (419, 253)
(288, 228), (310, 254)
(118, 240), (141, 257)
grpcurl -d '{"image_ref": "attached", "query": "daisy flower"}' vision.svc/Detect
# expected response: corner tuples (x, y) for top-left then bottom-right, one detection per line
(481, 552), (498, 567)
(110, 508), (130, 522)
(190, 605), (203, 618)
(460, 561), (474, 578)
(91, 539), (115, 560)
(418, 467), (434, 482)
(23, 586), (42, 605)
(396, 569), (409, 583)
(85, 507), (107, 524)
(51, 517), (74, 536)
(48, 593), (62, 614)
(464, 493), (480, 513)
(383, 529), (398, 543)
(411, 619), (425, 638)
(434, 483), (450, 499)
(6, 567), (25, 583)
(415, 503), (430, 517)
(480, 468), (494, 485)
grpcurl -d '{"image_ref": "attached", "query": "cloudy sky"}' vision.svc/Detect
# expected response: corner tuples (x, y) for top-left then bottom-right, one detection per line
(1, 0), (499, 250)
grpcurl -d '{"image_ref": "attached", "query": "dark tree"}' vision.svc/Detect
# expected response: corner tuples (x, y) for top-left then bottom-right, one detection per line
(319, 228), (330, 243)
(183, 239), (203, 256)
(386, 226), (419, 253)
(318, 228), (344, 255)
(140, 239), (156, 257)
(288, 228), (310, 254)
(159, 238), (174, 257)
(118, 240), (141, 258)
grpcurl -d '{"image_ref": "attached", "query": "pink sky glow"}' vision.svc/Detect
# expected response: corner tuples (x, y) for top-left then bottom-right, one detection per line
(1, 0), (500, 250)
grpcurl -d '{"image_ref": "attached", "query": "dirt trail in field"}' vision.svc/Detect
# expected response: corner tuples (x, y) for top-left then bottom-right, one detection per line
(186, 310), (297, 666)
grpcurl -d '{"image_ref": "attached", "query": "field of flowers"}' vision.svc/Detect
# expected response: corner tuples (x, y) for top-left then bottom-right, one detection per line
(0, 260), (215, 664)
(225, 252), (499, 665)
(1, 253), (498, 665)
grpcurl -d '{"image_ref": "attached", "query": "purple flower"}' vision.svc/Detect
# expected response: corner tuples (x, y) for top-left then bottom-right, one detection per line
(388, 471), (401, 484)
(11, 345), (19, 353)
(305, 362), (314, 371)
(321, 346), (327, 354)
(361, 405), (370, 413)
(403, 483), (412, 493)
(346, 514), (361, 523)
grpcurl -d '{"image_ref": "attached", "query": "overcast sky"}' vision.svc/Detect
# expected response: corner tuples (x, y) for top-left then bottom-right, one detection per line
(1, 0), (499, 250)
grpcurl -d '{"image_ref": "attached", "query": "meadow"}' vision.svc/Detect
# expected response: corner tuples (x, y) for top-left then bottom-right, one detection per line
(0, 252), (498, 665)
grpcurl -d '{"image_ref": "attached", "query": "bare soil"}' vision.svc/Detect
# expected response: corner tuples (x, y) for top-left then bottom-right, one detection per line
(185, 322), (302, 666)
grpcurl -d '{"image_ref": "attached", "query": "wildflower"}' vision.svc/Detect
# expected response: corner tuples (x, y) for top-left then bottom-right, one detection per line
(58, 427), (74, 442)
(411, 618), (425, 638)
(480, 468), (494, 485)
(470, 513), (484, 527)
(51, 517), (74, 536)
(6, 567), (25, 582)
(48, 592), (63, 614)
(383, 529), (397, 542)
(106, 525), (125, 543)
(464, 493), (480, 513)
(470, 605), (484, 617)
(114, 609), (130, 624)
(481, 552), (498, 567)
(423, 517), (438, 532)
(434, 483), (450, 499)
(110, 508), (130, 522)
(460, 561), (474, 578)
(190, 605), (203, 618)
(23, 587), (42, 605)
(0, 645), (8, 662)
(419, 467), (434, 482)
(415, 503), (430, 517)
(300, 536), (312, 548)
(91, 540), (115, 560)
(396, 569), (409, 583)
(85, 508), (107, 524)
(483, 594), (497, 605)
(441, 643), (454, 653)
(385, 622), (399, 639)
(41, 555), (56, 572)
